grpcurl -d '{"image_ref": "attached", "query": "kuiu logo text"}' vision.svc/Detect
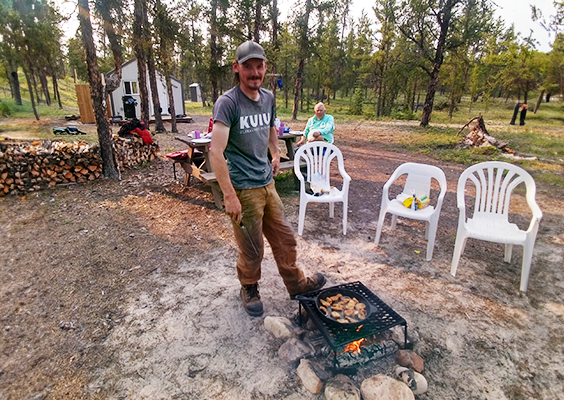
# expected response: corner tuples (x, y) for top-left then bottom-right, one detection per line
(240, 113), (271, 130)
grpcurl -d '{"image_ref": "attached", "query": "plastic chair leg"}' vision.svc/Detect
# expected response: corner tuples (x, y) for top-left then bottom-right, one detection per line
(450, 235), (467, 276)
(520, 241), (535, 291)
(374, 210), (388, 245)
(391, 214), (398, 230)
(504, 244), (513, 263)
(298, 201), (307, 236)
(342, 200), (348, 235)
(329, 202), (335, 219)
(425, 221), (438, 261)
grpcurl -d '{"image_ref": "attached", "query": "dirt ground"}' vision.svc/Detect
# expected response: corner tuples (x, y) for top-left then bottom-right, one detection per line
(1, 116), (563, 400)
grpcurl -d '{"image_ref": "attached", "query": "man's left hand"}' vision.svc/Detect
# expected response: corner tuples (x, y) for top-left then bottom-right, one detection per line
(271, 157), (280, 176)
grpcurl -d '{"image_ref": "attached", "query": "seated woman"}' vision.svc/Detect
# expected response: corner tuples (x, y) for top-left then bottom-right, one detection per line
(296, 102), (335, 146)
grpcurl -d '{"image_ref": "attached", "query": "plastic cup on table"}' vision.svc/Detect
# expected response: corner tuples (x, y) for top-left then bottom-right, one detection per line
(194, 130), (201, 139)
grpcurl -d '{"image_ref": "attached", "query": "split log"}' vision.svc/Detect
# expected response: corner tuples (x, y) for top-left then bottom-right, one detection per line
(456, 116), (514, 154)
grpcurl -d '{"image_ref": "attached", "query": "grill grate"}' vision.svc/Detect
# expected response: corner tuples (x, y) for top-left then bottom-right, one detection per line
(298, 281), (407, 353)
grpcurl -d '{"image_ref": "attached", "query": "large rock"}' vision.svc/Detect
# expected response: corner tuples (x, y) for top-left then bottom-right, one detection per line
(264, 316), (294, 339)
(296, 359), (326, 394)
(396, 349), (424, 372)
(395, 367), (416, 390)
(278, 338), (315, 363)
(324, 374), (360, 400)
(360, 374), (414, 400)
(395, 366), (428, 395)
(412, 371), (428, 395)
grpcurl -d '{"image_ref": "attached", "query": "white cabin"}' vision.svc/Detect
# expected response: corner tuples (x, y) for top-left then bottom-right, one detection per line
(107, 59), (185, 120)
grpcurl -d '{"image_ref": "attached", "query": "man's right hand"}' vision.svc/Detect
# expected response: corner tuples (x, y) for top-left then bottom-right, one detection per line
(210, 120), (242, 223)
(224, 193), (242, 224)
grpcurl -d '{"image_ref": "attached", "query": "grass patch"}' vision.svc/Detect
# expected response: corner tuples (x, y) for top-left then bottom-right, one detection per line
(184, 101), (212, 117)
(274, 170), (298, 196)
(2, 77), (563, 186)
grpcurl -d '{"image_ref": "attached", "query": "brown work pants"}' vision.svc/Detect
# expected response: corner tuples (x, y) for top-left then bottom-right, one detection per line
(233, 181), (306, 295)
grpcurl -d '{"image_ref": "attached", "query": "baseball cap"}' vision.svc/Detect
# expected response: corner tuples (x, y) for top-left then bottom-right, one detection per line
(235, 41), (267, 64)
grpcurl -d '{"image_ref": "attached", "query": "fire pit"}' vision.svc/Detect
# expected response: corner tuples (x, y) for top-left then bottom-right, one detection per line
(297, 281), (407, 368)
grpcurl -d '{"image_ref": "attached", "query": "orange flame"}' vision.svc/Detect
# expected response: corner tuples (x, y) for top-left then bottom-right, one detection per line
(344, 338), (365, 354)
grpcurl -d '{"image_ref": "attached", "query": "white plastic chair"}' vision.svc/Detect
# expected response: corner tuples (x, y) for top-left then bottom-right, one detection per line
(294, 142), (351, 235)
(450, 161), (542, 291)
(374, 162), (447, 261)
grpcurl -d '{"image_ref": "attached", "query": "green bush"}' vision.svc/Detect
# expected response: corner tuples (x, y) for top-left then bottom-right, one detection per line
(0, 100), (12, 117)
(349, 88), (363, 115)
(390, 108), (416, 120)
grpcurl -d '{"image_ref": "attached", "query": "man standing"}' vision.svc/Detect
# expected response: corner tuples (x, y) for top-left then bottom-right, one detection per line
(210, 41), (326, 317)
(295, 102), (335, 146)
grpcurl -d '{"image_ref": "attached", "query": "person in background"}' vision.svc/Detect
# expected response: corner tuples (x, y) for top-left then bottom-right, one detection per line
(519, 103), (528, 126)
(295, 102), (335, 146)
(209, 41), (326, 317)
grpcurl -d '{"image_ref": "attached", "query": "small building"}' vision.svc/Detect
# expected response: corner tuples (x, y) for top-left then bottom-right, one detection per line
(189, 83), (202, 103)
(106, 59), (185, 120)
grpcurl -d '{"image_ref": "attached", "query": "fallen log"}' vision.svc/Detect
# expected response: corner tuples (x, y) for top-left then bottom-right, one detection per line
(456, 115), (514, 154)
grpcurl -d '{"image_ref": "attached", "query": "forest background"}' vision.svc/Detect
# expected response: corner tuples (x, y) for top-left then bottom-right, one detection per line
(1, 0), (564, 148)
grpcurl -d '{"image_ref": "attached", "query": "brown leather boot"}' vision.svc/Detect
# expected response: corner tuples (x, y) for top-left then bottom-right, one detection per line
(290, 273), (326, 299)
(240, 284), (264, 317)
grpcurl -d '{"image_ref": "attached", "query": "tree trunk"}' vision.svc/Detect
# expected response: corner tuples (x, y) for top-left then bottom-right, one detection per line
(78, 0), (119, 180)
(420, 0), (454, 127)
(147, 48), (166, 132)
(6, 70), (14, 98)
(253, 0), (261, 42)
(292, 61), (303, 120)
(97, 3), (124, 96)
(411, 80), (417, 111)
(53, 75), (62, 109)
(270, 0), (278, 98)
(200, 82), (208, 107)
(165, 74), (178, 133)
(210, 0), (219, 103)
(22, 62), (39, 120)
(40, 73), (51, 106)
(284, 58), (289, 108)
(9, 60), (22, 106)
(420, 64), (440, 126)
(292, 0), (312, 120)
(133, 0), (150, 126)
(509, 102), (520, 125)
(31, 71), (41, 105)
(533, 89), (544, 114)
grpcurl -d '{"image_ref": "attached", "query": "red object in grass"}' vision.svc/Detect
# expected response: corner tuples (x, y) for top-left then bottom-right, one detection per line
(132, 128), (153, 144)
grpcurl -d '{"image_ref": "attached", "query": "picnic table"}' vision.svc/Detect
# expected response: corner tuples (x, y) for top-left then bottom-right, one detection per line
(278, 131), (303, 160)
(173, 132), (304, 209)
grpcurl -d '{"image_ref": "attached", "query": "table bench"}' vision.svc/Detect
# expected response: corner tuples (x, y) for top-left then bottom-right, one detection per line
(200, 160), (303, 209)
(173, 133), (304, 209)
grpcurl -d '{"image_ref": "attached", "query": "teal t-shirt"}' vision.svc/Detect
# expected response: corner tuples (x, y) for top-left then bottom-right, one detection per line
(304, 114), (335, 143)
(213, 86), (276, 189)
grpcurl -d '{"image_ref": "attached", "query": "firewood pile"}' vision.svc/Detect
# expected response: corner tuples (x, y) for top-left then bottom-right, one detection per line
(0, 135), (158, 197)
(456, 116), (514, 154)
(113, 134), (159, 169)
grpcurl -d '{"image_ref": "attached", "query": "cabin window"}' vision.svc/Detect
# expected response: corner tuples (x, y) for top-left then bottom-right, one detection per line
(124, 81), (139, 95)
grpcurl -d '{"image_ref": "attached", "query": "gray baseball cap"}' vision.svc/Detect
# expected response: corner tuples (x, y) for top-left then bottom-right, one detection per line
(235, 41), (267, 64)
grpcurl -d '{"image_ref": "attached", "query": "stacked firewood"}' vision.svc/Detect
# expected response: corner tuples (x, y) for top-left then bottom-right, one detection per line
(0, 140), (102, 196)
(113, 134), (159, 169)
(0, 135), (158, 197)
